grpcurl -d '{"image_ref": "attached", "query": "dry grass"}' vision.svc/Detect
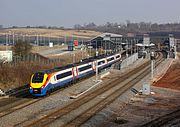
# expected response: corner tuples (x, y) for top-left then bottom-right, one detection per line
(0, 62), (58, 90)
(0, 50), (92, 91)
(0, 45), (67, 54)
(31, 45), (67, 53)
(0, 28), (101, 39)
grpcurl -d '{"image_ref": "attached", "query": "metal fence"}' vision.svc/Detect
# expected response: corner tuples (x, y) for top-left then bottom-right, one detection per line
(0, 53), (64, 66)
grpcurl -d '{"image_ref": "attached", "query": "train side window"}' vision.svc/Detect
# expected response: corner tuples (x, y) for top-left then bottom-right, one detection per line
(98, 60), (105, 65)
(107, 57), (114, 62)
(116, 55), (120, 58)
(78, 65), (92, 72)
(56, 71), (72, 80)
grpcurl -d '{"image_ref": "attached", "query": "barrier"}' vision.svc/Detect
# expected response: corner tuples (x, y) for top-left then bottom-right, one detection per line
(120, 53), (138, 69)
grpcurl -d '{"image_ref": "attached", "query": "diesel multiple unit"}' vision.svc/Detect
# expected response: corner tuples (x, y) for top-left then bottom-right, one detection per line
(30, 53), (121, 96)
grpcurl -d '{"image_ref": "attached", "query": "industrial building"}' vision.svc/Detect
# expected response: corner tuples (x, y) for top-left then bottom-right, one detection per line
(90, 33), (123, 52)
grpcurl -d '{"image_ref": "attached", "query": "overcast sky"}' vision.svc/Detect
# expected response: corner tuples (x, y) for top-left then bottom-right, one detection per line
(0, 0), (180, 28)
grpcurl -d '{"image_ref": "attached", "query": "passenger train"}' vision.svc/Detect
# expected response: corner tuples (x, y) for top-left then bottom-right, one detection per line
(29, 53), (121, 96)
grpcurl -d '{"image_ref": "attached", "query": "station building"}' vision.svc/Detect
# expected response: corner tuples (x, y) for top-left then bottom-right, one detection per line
(90, 33), (141, 53)
(90, 33), (123, 52)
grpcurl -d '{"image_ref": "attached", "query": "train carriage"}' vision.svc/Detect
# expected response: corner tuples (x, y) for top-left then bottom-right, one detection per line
(30, 53), (121, 96)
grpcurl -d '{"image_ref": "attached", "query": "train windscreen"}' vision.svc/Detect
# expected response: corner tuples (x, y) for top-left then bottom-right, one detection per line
(32, 72), (44, 83)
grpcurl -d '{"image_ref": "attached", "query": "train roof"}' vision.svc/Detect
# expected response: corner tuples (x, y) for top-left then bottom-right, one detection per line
(43, 53), (119, 74)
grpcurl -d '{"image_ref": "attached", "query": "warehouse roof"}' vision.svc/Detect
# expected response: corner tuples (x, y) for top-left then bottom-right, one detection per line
(99, 32), (123, 38)
(90, 32), (123, 41)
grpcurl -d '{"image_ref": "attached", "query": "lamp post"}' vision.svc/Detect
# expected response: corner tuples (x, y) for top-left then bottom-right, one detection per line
(6, 33), (8, 51)
(12, 32), (15, 45)
(23, 34), (25, 42)
(150, 51), (155, 79)
(8, 31), (11, 44)
(126, 39), (128, 58)
(95, 43), (98, 82)
(174, 39), (177, 59)
(81, 39), (84, 60)
(105, 40), (107, 55)
(73, 53), (75, 63)
(131, 39), (133, 55)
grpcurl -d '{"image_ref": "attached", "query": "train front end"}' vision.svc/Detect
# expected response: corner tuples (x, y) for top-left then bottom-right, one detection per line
(29, 72), (49, 96)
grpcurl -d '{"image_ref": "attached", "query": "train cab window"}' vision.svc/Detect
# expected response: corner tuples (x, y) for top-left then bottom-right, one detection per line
(32, 72), (44, 83)
(78, 65), (92, 72)
(56, 71), (72, 80)
(107, 57), (114, 62)
(98, 60), (105, 65)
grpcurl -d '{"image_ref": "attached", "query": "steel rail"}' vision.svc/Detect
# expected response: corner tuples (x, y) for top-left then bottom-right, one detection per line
(64, 57), (163, 127)
(24, 56), (163, 127)
(141, 109), (180, 127)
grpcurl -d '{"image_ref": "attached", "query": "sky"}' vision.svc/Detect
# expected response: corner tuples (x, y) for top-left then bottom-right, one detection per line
(0, 0), (180, 28)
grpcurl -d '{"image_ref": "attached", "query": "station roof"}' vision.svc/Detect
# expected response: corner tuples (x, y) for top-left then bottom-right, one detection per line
(99, 33), (123, 38)
(90, 32), (123, 41)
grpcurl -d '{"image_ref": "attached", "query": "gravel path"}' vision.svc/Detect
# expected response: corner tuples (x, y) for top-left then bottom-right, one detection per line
(0, 57), (149, 127)
(82, 58), (180, 127)
(0, 63), (122, 127)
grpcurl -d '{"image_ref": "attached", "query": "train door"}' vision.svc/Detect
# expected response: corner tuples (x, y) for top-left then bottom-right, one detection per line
(92, 61), (96, 72)
(72, 66), (79, 79)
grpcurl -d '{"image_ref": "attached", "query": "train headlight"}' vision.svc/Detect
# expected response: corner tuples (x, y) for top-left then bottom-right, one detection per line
(41, 86), (44, 89)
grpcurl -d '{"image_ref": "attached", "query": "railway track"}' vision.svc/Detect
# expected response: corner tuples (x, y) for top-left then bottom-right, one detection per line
(0, 82), (72, 118)
(0, 85), (34, 118)
(0, 52), (130, 119)
(0, 66), (109, 119)
(141, 109), (180, 127)
(21, 53), (164, 127)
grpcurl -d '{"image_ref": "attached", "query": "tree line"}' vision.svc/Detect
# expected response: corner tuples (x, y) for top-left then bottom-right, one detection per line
(3, 21), (180, 36)
(73, 21), (180, 35)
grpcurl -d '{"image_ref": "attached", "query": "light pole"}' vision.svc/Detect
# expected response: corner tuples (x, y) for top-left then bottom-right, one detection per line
(6, 33), (8, 51)
(174, 39), (177, 59)
(73, 53), (75, 63)
(96, 40), (98, 57)
(131, 39), (133, 55)
(81, 39), (83, 60)
(23, 34), (25, 42)
(105, 40), (106, 55)
(8, 31), (11, 44)
(126, 39), (128, 58)
(12, 32), (15, 45)
(95, 40), (98, 82)
(64, 32), (67, 45)
(90, 41), (92, 57)
(150, 51), (155, 79)
(36, 34), (39, 46)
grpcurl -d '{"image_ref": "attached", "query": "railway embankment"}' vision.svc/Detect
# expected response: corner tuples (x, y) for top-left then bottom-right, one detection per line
(0, 54), (146, 127)
(1, 52), (179, 127)
(97, 55), (180, 127)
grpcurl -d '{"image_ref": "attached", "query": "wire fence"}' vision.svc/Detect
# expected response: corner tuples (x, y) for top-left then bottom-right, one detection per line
(0, 53), (65, 67)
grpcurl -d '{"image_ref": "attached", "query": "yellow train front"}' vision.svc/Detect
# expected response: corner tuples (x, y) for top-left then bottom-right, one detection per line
(29, 72), (50, 96)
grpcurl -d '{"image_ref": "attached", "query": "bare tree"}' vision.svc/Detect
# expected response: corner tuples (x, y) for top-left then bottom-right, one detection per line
(12, 40), (32, 57)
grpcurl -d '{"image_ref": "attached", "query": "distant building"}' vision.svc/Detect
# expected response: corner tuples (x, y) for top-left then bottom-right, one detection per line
(127, 33), (135, 37)
(0, 51), (13, 63)
(90, 33), (123, 52)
